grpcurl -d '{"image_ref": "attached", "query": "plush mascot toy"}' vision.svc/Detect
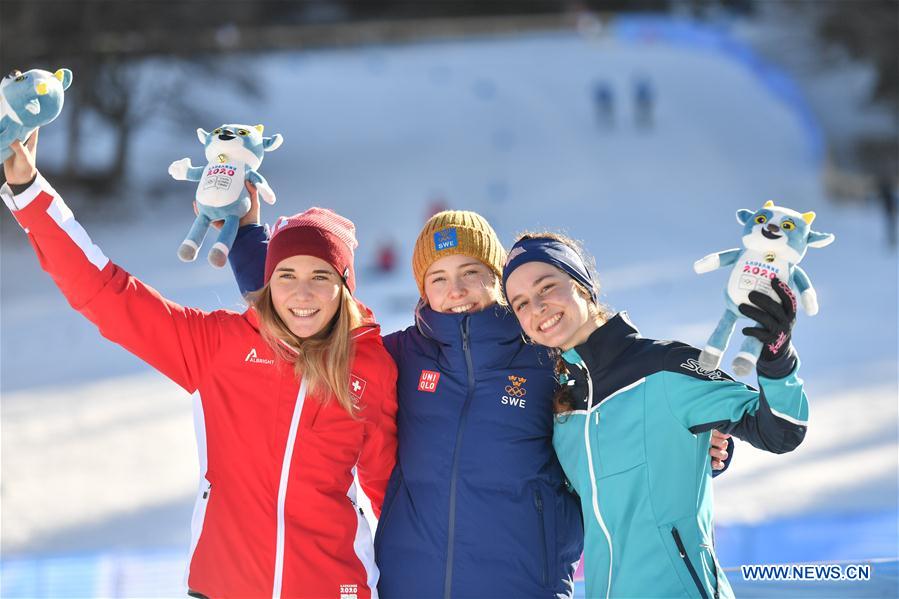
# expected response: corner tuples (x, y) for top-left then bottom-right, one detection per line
(168, 124), (283, 268)
(693, 201), (834, 375)
(0, 68), (73, 161)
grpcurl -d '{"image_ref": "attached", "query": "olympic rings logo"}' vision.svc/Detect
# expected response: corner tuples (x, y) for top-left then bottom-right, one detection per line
(505, 375), (527, 397)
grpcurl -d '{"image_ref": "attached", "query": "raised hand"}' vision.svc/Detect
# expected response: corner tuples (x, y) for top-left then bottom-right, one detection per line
(739, 277), (797, 362)
(195, 180), (262, 230)
(4, 130), (39, 185)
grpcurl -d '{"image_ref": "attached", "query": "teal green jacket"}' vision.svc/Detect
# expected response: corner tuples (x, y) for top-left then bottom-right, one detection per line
(553, 313), (808, 599)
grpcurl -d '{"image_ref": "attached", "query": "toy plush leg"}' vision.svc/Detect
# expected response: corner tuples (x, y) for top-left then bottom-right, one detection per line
(700, 310), (738, 371)
(732, 335), (762, 377)
(208, 215), (240, 268)
(180, 214), (212, 262)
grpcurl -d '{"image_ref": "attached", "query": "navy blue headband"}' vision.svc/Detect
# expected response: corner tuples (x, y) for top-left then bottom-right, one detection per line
(502, 237), (597, 303)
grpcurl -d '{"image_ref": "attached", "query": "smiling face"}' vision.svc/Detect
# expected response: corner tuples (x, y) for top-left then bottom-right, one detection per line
(506, 261), (598, 350)
(269, 255), (342, 338)
(423, 254), (500, 314)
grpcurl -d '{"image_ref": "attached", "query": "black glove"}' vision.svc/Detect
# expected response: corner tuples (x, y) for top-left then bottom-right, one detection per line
(739, 277), (797, 370)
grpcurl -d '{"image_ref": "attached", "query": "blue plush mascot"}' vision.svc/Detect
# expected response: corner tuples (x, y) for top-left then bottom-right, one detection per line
(694, 201), (834, 375)
(168, 124), (283, 268)
(1, 68), (73, 161)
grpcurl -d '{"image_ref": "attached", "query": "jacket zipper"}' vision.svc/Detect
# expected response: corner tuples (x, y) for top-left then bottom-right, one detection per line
(534, 487), (549, 586)
(272, 378), (308, 599)
(671, 527), (709, 599)
(443, 315), (476, 599)
(700, 543), (721, 599)
(580, 360), (614, 599)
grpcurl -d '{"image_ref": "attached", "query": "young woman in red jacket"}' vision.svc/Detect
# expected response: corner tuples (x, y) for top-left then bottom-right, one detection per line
(2, 133), (398, 599)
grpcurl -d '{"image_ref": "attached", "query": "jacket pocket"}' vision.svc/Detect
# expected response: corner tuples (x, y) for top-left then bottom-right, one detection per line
(671, 527), (709, 599)
(593, 383), (647, 477)
(533, 485), (549, 587)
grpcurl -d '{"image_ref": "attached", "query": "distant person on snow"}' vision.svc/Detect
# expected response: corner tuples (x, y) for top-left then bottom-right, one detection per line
(227, 199), (734, 598)
(376, 239), (397, 273)
(633, 74), (655, 129)
(592, 80), (615, 127)
(1, 132), (398, 599)
(425, 195), (449, 220)
(875, 177), (897, 248)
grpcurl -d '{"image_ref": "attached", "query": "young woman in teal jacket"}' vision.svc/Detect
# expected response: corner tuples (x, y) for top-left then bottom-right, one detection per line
(502, 233), (809, 599)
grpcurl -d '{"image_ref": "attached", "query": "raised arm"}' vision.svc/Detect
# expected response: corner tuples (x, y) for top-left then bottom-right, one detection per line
(2, 135), (222, 393)
(663, 280), (807, 454)
(227, 182), (271, 295)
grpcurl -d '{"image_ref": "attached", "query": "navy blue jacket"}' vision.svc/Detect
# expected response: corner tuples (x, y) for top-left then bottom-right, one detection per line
(229, 225), (583, 597)
(376, 304), (583, 598)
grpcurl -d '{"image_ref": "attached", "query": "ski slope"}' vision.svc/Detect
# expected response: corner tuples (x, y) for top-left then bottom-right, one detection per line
(2, 21), (896, 598)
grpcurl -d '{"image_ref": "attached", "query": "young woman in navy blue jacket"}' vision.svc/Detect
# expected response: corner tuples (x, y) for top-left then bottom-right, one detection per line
(228, 201), (732, 598)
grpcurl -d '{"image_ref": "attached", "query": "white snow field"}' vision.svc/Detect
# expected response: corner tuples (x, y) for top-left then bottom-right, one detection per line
(2, 17), (896, 598)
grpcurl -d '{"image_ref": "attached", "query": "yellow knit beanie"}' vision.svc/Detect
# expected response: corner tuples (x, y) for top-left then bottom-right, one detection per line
(412, 210), (507, 298)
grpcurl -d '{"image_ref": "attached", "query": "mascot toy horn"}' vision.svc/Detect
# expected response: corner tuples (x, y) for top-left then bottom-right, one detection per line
(694, 201), (834, 376)
(169, 124), (283, 268)
(1, 68), (73, 162)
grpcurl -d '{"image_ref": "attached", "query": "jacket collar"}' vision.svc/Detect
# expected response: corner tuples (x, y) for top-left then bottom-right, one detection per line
(561, 312), (639, 372)
(415, 301), (522, 346)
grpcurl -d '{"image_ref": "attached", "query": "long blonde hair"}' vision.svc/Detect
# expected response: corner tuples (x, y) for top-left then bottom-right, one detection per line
(249, 283), (365, 416)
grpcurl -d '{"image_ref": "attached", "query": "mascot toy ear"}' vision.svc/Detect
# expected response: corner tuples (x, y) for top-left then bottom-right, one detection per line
(736, 209), (754, 225)
(263, 133), (283, 152)
(54, 68), (73, 91)
(807, 230), (835, 248)
(196, 128), (209, 144)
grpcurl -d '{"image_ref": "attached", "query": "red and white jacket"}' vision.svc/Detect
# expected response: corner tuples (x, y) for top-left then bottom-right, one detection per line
(3, 175), (399, 599)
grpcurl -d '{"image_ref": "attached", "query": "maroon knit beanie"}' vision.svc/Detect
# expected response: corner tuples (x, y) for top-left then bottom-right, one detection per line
(264, 207), (358, 293)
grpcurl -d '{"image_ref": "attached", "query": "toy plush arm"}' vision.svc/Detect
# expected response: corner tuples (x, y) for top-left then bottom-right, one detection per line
(791, 265), (818, 316)
(168, 158), (204, 182)
(246, 168), (276, 205)
(694, 248), (741, 274)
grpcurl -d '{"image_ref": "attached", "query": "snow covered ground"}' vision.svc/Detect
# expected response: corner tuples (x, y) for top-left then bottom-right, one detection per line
(2, 18), (896, 597)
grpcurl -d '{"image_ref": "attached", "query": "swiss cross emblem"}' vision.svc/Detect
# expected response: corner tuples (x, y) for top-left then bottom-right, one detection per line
(418, 370), (441, 393)
(350, 374), (367, 399)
